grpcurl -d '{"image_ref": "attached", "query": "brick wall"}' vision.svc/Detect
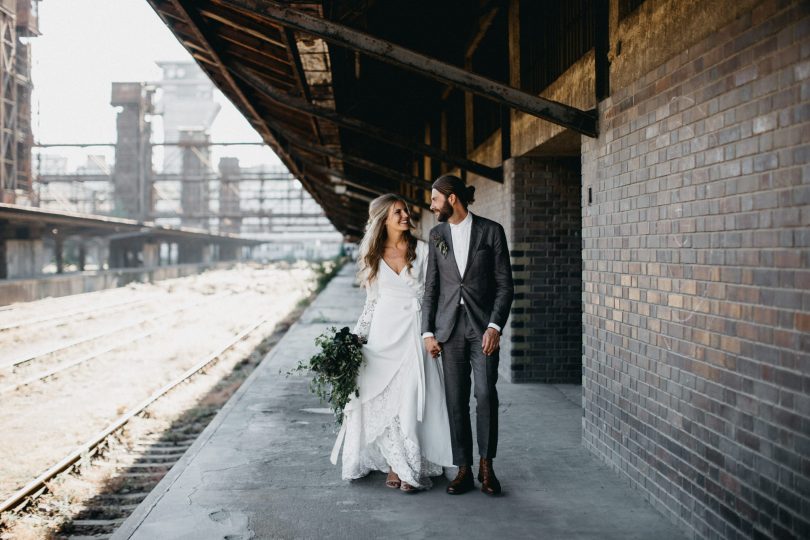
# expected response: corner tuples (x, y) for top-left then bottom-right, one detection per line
(581, 2), (810, 538)
(507, 156), (582, 383)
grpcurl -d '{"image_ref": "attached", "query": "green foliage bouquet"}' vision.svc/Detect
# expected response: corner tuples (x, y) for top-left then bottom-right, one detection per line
(292, 326), (365, 426)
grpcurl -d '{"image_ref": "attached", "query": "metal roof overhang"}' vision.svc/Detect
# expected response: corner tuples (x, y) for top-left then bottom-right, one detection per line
(0, 204), (264, 245)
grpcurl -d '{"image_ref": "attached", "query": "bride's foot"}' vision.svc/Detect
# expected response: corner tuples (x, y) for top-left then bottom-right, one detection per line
(385, 471), (401, 489)
(400, 481), (418, 494)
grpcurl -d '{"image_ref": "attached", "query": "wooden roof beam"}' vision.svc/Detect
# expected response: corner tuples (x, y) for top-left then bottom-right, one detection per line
(280, 27), (324, 145)
(269, 119), (432, 196)
(292, 136), (431, 195)
(251, 99), (433, 195)
(219, 0), (598, 137)
(301, 161), (428, 210)
(233, 65), (503, 182)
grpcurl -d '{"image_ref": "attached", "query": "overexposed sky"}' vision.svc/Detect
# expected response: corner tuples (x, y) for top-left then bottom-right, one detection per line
(31, 0), (282, 170)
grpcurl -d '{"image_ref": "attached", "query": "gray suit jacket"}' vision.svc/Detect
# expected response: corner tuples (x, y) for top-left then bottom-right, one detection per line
(421, 213), (514, 343)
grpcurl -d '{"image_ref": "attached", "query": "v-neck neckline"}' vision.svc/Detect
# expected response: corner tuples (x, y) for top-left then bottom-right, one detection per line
(382, 258), (406, 276)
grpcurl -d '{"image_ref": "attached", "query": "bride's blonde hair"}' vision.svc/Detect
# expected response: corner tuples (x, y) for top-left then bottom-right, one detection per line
(357, 194), (417, 286)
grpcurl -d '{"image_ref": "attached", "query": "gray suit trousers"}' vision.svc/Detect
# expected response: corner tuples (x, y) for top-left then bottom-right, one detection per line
(441, 305), (499, 466)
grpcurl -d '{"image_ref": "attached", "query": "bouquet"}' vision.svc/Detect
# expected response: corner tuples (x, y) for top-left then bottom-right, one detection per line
(291, 326), (365, 426)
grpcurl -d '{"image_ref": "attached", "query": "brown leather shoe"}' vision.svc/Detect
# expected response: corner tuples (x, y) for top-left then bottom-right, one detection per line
(478, 458), (502, 496)
(446, 465), (475, 495)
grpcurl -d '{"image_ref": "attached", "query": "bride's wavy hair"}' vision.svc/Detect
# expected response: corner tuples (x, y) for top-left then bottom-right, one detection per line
(357, 194), (417, 286)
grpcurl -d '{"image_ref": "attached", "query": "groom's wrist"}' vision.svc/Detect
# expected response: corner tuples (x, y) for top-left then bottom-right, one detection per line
(422, 332), (435, 339)
(487, 322), (502, 334)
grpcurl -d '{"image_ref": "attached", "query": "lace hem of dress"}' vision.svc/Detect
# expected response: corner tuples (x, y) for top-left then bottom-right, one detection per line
(340, 367), (442, 488)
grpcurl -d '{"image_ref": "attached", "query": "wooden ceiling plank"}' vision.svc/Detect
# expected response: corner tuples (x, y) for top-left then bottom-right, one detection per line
(234, 64), (503, 182)
(219, 0), (598, 137)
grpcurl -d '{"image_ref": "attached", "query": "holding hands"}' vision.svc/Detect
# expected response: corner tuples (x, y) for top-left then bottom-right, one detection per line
(424, 336), (442, 358)
(424, 328), (500, 358)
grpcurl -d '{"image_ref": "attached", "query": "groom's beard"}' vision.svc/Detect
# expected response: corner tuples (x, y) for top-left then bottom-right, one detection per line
(436, 200), (454, 222)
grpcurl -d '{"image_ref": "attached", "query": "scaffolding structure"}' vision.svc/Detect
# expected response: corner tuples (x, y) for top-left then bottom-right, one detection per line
(33, 142), (335, 235)
(0, 0), (38, 204)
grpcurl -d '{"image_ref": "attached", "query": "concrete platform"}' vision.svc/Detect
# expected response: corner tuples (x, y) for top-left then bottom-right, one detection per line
(113, 264), (687, 540)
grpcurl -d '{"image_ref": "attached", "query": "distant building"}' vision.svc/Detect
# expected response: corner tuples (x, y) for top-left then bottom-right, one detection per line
(36, 154), (67, 176)
(154, 61), (220, 174)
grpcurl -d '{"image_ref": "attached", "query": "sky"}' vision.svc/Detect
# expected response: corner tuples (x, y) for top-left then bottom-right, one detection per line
(31, 0), (283, 171)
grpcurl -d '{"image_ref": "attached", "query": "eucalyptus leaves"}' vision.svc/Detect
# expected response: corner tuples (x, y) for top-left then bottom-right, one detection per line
(291, 326), (365, 426)
(431, 232), (449, 257)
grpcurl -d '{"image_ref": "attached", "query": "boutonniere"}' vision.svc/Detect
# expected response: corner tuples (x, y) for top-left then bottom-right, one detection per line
(431, 232), (449, 257)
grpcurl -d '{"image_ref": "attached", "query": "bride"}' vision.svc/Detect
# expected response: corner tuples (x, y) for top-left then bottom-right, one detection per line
(330, 194), (453, 492)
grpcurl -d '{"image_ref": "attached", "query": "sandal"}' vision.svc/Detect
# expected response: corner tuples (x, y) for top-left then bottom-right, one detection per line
(385, 471), (401, 489)
(400, 481), (418, 494)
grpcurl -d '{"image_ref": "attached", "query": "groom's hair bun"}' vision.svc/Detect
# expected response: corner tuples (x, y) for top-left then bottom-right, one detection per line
(432, 174), (475, 208)
(465, 185), (476, 205)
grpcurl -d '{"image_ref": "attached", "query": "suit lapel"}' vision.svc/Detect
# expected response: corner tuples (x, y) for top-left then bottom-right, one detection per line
(463, 213), (483, 278)
(441, 222), (463, 281)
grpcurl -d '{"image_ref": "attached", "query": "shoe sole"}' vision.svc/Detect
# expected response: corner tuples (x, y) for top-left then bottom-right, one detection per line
(446, 484), (475, 495)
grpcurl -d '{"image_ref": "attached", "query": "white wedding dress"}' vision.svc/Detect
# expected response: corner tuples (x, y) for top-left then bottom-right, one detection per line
(331, 240), (453, 488)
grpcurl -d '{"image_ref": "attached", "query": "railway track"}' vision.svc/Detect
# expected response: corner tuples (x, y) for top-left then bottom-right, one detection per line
(0, 296), (159, 333)
(0, 291), (234, 370)
(0, 313), (286, 539)
(0, 287), (150, 324)
(0, 291), (243, 394)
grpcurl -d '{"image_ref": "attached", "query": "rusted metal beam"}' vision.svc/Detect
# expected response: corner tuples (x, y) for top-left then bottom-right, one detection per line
(233, 65), (503, 182)
(219, 0), (598, 137)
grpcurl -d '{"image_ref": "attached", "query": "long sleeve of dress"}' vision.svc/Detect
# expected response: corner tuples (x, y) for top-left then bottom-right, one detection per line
(353, 276), (379, 341)
(415, 241), (429, 308)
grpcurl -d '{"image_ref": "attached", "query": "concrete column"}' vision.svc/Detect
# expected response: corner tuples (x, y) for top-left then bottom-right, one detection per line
(78, 241), (86, 271)
(218, 157), (241, 234)
(54, 231), (64, 274)
(0, 220), (7, 279)
(5, 239), (45, 278)
(111, 82), (154, 220)
(180, 130), (210, 229)
(201, 244), (213, 264)
(143, 241), (159, 268)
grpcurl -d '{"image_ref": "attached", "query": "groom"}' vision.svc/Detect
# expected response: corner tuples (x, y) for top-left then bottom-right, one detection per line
(421, 174), (514, 496)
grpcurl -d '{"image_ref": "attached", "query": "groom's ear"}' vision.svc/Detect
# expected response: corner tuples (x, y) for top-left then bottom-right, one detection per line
(448, 193), (456, 205)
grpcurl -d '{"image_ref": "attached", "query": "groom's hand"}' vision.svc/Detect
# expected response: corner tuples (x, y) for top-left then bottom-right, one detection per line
(424, 336), (442, 358)
(482, 328), (500, 356)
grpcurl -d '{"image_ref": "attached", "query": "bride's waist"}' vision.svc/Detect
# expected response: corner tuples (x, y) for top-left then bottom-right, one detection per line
(378, 290), (420, 301)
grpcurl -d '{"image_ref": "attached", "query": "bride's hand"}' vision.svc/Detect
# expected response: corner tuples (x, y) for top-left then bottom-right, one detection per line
(424, 336), (442, 358)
